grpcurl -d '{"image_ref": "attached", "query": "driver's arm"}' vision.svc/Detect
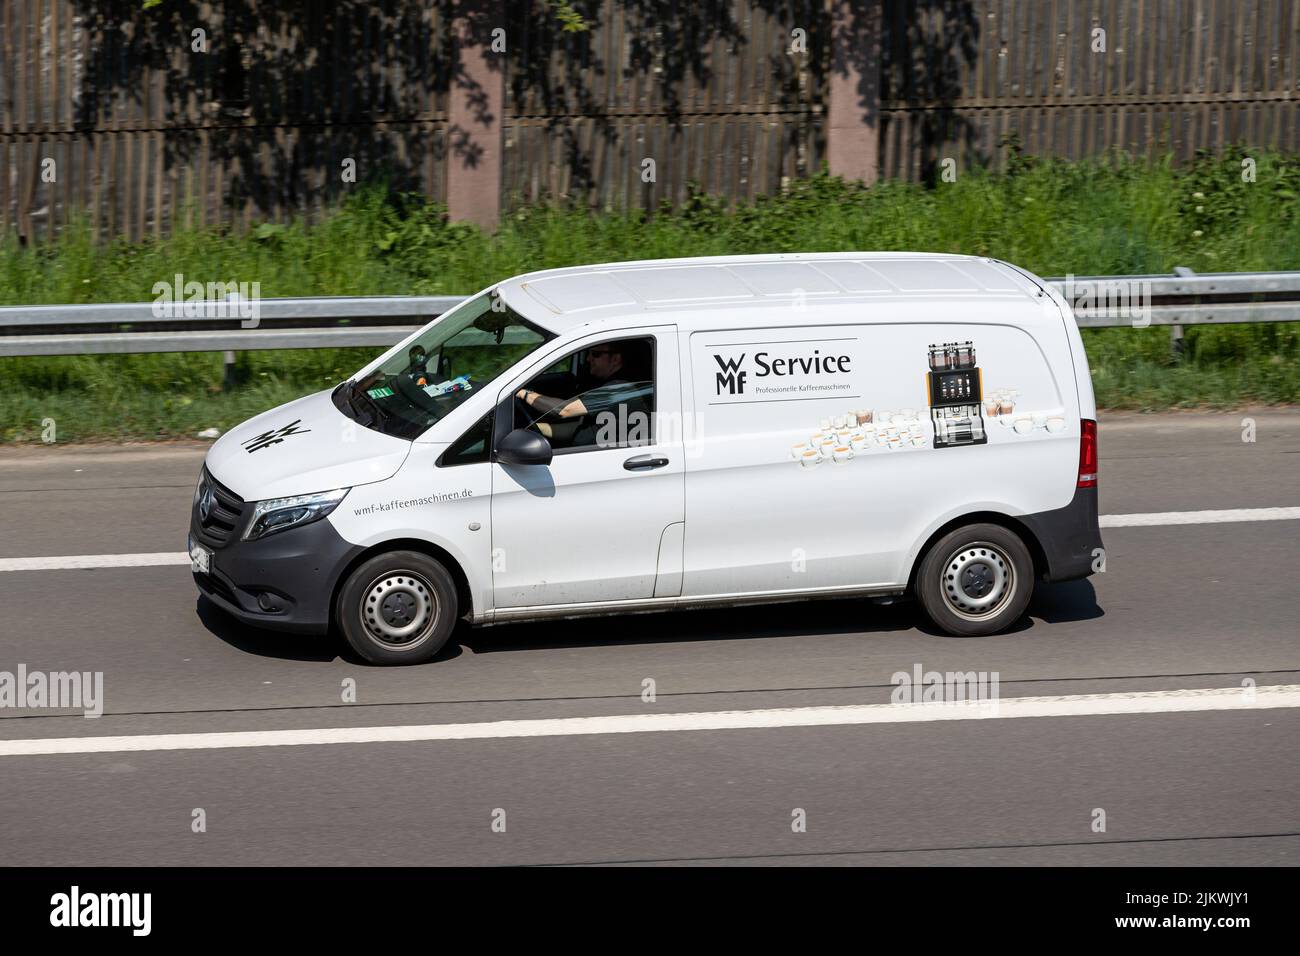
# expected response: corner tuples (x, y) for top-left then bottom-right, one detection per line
(517, 388), (587, 419)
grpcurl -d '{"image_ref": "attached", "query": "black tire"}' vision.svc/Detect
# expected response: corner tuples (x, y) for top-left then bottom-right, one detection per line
(915, 523), (1033, 636)
(336, 550), (459, 665)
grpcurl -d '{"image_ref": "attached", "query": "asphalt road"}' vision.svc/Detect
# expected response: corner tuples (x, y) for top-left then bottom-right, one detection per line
(0, 408), (1297, 866)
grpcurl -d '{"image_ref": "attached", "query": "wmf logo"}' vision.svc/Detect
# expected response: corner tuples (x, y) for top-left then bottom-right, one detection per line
(714, 354), (746, 395)
(242, 418), (311, 453)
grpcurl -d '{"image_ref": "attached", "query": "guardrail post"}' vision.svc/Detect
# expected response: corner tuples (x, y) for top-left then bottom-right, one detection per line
(222, 350), (238, 390)
(1171, 266), (1194, 359)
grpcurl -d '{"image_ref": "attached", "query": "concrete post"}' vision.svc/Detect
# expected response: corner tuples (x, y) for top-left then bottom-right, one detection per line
(447, 0), (504, 229)
(826, 0), (882, 186)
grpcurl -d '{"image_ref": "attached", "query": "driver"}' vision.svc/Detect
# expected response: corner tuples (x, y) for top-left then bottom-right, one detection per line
(515, 342), (630, 436)
(512, 340), (629, 421)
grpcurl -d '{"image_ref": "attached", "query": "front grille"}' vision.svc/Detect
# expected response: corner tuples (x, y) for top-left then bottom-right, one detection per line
(196, 468), (247, 546)
(196, 568), (238, 605)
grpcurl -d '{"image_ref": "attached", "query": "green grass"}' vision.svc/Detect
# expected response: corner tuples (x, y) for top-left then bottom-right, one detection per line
(3, 149), (1299, 442)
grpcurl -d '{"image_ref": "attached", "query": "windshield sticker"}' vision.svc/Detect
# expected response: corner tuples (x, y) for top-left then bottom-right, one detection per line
(367, 386), (395, 399)
(242, 419), (311, 453)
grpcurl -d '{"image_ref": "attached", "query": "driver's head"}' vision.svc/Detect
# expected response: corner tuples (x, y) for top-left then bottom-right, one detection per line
(409, 345), (426, 367)
(586, 342), (624, 381)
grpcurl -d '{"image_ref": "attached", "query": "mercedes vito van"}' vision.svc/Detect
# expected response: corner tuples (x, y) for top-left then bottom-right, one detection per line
(190, 253), (1102, 664)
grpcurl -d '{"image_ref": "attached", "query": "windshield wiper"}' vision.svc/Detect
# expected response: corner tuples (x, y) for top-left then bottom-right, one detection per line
(345, 381), (384, 427)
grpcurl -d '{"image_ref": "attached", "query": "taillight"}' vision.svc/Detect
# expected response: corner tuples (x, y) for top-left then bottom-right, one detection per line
(1078, 419), (1098, 488)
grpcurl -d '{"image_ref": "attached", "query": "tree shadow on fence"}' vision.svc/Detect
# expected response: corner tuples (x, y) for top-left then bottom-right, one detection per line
(47, 0), (978, 234)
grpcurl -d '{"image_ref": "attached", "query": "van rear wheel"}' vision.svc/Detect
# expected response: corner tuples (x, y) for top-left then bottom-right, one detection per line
(916, 524), (1033, 636)
(336, 551), (458, 665)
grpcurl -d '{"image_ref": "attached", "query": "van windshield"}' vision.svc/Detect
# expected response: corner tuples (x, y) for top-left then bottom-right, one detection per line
(335, 291), (553, 440)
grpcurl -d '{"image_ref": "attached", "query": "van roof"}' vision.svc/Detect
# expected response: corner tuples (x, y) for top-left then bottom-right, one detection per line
(496, 253), (1048, 333)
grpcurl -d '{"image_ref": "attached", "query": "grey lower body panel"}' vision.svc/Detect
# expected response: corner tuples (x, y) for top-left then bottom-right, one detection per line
(191, 514), (362, 635)
(487, 582), (905, 625)
(1017, 485), (1103, 582)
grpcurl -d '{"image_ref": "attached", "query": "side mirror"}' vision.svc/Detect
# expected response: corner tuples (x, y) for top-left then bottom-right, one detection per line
(496, 428), (553, 466)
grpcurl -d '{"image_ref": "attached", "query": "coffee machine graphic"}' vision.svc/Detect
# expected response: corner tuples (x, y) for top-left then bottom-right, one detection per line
(926, 341), (987, 448)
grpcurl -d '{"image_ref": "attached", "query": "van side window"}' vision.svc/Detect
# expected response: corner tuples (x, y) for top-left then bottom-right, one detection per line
(437, 411), (494, 467)
(515, 337), (655, 452)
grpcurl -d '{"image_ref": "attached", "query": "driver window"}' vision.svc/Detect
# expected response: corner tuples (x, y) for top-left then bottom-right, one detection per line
(514, 337), (655, 452)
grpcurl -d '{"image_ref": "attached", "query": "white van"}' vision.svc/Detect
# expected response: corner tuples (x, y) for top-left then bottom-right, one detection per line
(189, 253), (1102, 664)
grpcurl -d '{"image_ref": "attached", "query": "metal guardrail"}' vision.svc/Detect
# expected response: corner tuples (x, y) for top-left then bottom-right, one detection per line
(0, 270), (1297, 358)
(0, 296), (464, 356)
(1047, 269), (1300, 330)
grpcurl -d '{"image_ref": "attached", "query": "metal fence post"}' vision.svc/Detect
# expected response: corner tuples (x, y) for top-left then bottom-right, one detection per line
(1171, 266), (1195, 358)
(222, 350), (238, 390)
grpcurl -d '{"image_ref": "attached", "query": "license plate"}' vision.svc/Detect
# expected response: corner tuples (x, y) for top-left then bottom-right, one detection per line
(189, 542), (211, 574)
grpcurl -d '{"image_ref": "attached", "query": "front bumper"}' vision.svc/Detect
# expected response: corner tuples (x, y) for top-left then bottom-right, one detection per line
(1019, 485), (1104, 582)
(190, 510), (362, 635)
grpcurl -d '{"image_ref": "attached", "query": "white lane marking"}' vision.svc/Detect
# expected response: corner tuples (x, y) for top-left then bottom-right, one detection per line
(0, 552), (189, 571)
(1, 685), (1295, 757)
(1100, 507), (1300, 528)
(1, 507), (1297, 572)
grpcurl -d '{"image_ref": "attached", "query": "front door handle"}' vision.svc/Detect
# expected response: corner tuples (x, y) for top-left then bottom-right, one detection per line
(624, 454), (669, 471)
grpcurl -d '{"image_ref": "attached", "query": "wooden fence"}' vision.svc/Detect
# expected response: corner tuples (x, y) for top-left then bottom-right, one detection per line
(1, 0), (1296, 239)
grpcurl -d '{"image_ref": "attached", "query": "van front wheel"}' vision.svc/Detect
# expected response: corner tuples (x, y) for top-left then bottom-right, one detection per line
(336, 551), (458, 664)
(916, 524), (1033, 636)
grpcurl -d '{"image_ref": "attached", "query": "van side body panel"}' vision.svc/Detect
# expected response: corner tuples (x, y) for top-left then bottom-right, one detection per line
(328, 443), (495, 622)
(679, 298), (1081, 595)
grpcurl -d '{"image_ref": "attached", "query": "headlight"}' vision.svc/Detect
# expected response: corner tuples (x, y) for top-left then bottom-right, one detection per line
(242, 487), (350, 541)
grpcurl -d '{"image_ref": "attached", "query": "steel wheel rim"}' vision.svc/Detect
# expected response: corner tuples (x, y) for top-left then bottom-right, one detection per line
(940, 541), (1015, 622)
(359, 570), (438, 648)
